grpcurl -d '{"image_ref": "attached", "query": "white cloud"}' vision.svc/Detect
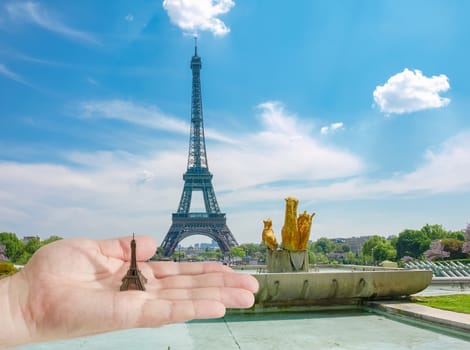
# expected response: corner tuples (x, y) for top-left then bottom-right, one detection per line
(206, 102), (362, 190)
(331, 122), (344, 130)
(373, 69), (450, 114)
(81, 99), (188, 134)
(0, 100), (363, 241)
(215, 129), (470, 208)
(162, 0), (234, 36)
(0, 63), (29, 85)
(5, 1), (98, 44)
(80, 99), (237, 143)
(321, 122), (344, 135)
(86, 77), (99, 86)
(3, 98), (470, 243)
(125, 14), (134, 22)
(0, 154), (184, 239)
(383, 130), (470, 194)
(324, 130), (470, 199)
(0, 48), (61, 65)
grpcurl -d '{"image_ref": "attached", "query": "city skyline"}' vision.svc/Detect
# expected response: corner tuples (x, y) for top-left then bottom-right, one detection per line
(1, 1), (469, 245)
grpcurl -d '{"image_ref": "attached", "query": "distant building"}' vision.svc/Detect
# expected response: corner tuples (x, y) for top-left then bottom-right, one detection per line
(346, 236), (375, 255)
(194, 240), (219, 250)
(330, 235), (374, 255)
(22, 235), (40, 243)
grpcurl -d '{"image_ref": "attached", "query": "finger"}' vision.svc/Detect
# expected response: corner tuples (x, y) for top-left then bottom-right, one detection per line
(153, 272), (259, 293)
(148, 261), (233, 278)
(112, 294), (226, 329)
(152, 287), (256, 309)
(149, 299), (226, 324)
(98, 236), (157, 261)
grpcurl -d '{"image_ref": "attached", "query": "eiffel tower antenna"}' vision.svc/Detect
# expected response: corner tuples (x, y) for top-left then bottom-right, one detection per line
(160, 43), (238, 257)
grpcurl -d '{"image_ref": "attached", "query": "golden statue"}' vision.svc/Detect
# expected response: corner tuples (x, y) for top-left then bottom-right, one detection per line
(263, 197), (315, 252)
(262, 219), (278, 250)
(281, 197), (299, 251)
(296, 210), (315, 251)
(262, 197), (315, 272)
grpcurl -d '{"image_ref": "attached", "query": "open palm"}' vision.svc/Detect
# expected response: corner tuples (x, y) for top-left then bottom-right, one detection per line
(10, 236), (258, 345)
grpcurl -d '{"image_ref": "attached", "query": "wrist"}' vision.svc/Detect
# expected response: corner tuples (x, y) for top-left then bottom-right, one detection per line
(0, 272), (32, 348)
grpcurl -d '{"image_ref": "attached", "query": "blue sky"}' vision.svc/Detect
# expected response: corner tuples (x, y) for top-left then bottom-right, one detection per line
(1, 0), (469, 245)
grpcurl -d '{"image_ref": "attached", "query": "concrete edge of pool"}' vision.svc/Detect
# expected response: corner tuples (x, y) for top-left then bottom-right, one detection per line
(365, 301), (470, 334)
(225, 268), (469, 338)
(252, 269), (433, 307)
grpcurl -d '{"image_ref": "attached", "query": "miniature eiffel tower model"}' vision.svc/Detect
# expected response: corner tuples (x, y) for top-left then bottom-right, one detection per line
(120, 234), (148, 291)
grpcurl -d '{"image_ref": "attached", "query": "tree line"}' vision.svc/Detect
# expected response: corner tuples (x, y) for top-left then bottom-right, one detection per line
(309, 223), (470, 265)
(229, 223), (470, 265)
(0, 232), (62, 265)
(2, 223), (469, 268)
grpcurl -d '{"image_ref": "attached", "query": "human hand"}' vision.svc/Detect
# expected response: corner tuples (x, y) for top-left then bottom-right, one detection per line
(0, 236), (258, 348)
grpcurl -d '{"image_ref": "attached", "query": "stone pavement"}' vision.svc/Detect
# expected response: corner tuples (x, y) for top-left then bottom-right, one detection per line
(367, 300), (470, 333)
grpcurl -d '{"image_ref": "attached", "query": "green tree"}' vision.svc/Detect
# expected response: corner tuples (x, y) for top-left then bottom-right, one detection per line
(41, 235), (63, 246)
(360, 236), (396, 264)
(255, 243), (267, 262)
(239, 243), (258, 257)
(171, 251), (185, 261)
(16, 251), (32, 265)
(25, 237), (41, 255)
(361, 235), (386, 256)
(199, 249), (222, 261)
(332, 242), (350, 253)
(372, 241), (397, 262)
(389, 236), (398, 248)
(446, 231), (465, 241)
(440, 238), (465, 259)
(396, 229), (431, 259)
(310, 252), (329, 264)
(308, 250), (317, 264)
(0, 232), (25, 263)
(421, 224), (447, 240)
(343, 251), (358, 264)
(421, 224), (465, 241)
(230, 246), (246, 259)
(312, 237), (334, 254)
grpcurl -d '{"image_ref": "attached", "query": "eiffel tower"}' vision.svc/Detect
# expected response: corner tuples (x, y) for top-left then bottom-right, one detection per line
(160, 41), (238, 257)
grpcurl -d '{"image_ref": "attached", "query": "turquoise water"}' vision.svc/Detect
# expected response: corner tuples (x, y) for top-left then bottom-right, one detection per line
(20, 309), (469, 349)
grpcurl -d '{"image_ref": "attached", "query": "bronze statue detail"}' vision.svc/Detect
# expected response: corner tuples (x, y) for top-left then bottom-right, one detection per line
(120, 234), (148, 291)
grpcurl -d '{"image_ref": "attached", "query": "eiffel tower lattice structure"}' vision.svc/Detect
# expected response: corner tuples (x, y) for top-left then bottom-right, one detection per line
(160, 41), (238, 257)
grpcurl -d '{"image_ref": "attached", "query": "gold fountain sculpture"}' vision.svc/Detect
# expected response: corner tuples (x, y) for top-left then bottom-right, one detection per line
(262, 197), (315, 272)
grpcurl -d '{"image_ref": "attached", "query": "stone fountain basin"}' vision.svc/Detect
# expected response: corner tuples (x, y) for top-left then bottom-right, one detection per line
(253, 269), (433, 307)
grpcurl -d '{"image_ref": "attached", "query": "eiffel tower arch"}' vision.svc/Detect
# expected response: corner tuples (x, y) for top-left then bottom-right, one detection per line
(160, 41), (238, 257)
